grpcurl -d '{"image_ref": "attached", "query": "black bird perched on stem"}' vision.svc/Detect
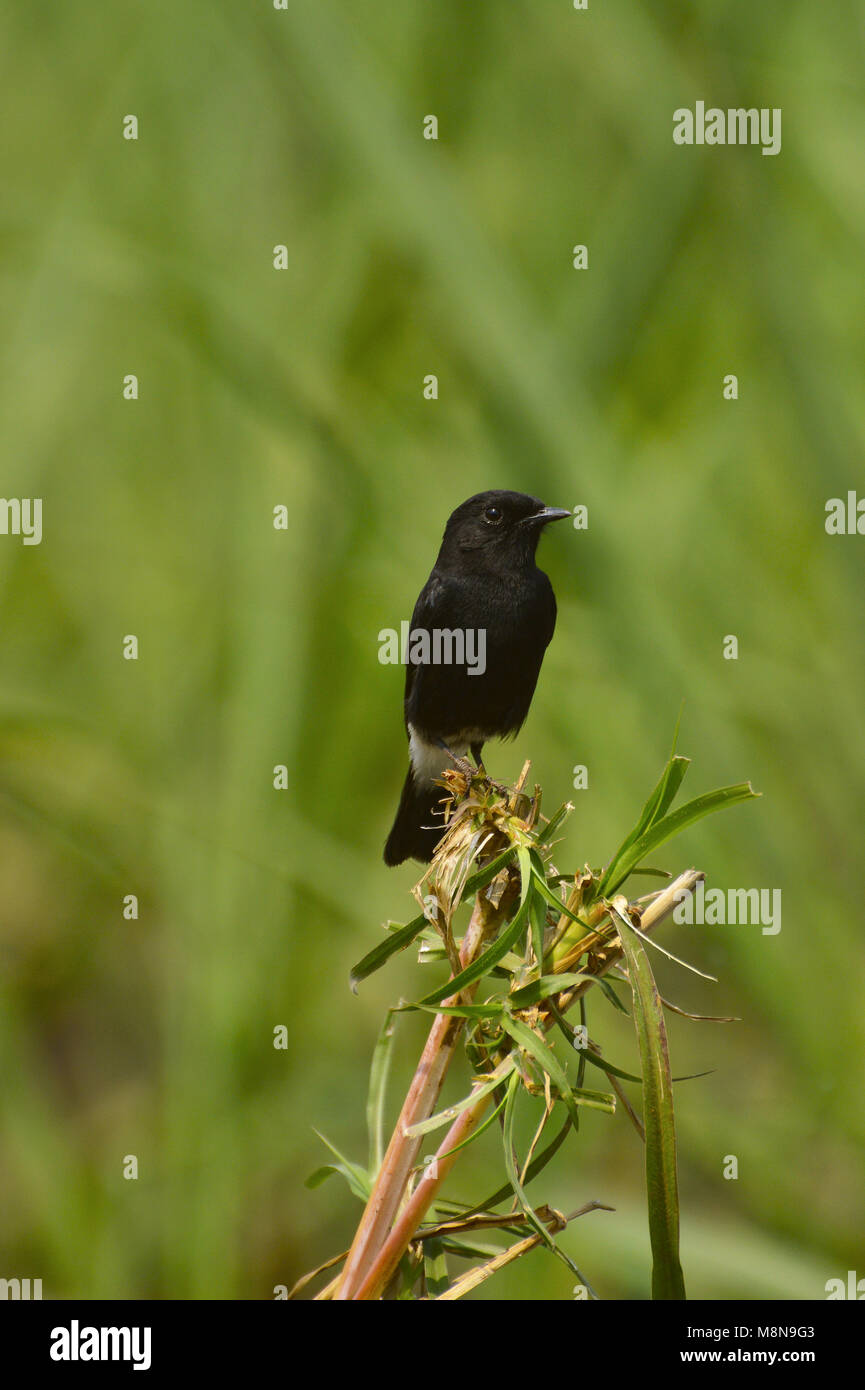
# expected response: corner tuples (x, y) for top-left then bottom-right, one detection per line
(384, 489), (570, 866)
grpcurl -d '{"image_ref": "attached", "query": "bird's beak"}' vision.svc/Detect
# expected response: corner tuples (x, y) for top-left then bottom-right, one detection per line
(524, 506), (571, 527)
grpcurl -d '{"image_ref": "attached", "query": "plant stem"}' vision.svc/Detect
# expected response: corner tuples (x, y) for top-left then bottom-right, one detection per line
(334, 869), (518, 1299)
(345, 868), (703, 1300)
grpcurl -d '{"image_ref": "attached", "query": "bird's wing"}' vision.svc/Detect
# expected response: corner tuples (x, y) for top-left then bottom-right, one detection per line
(540, 573), (558, 649)
(402, 571), (453, 728)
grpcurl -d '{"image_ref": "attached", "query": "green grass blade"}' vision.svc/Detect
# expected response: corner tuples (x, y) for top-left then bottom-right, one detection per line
(467, 1114), (572, 1215)
(366, 1010), (396, 1175)
(509, 971), (589, 1008)
(500, 1014), (616, 1118)
(309, 1130), (371, 1201)
(599, 781), (760, 899)
(349, 846), (516, 991)
(349, 910), (429, 993)
(403, 1060), (516, 1139)
(528, 849), (586, 925)
(651, 755), (692, 825)
(569, 1045), (643, 1085)
(437, 1092), (509, 1161)
(423, 1237), (450, 1297)
(501, 1073), (555, 1250)
(536, 801), (572, 845)
(501, 1076), (587, 1286)
(594, 976), (631, 1014)
(439, 1237), (507, 1260)
(600, 756), (691, 891)
(529, 890), (546, 971)
(611, 906), (686, 1300)
(408, 1002), (504, 1020)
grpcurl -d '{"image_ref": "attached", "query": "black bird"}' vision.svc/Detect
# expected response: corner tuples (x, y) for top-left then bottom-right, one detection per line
(384, 489), (570, 866)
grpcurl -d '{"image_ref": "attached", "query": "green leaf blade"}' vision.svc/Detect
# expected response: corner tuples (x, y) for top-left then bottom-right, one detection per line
(499, 1014), (616, 1120)
(599, 781), (760, 899)
(612, 908), (686, 1300)
(413, 851), (532, 1008)
(349, 846), (517, 991)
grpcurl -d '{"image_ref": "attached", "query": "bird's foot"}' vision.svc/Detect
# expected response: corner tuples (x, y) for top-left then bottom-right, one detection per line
(437, 742), (515, 802)
(487, 776), (512, 798)
(440, 747), (477, 781)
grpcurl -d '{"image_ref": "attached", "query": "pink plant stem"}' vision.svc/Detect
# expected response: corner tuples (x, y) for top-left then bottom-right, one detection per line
(334, 883), (511, 1300)
(353, 1092), (494, 1300)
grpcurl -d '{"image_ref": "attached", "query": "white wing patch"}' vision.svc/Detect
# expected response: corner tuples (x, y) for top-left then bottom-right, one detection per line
(408, 724), (488, 786)
(408, 726), (451, 786)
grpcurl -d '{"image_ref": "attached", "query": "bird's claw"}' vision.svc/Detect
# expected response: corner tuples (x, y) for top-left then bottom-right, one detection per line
(443, 752), (477, 780)
(442, 753), (511, 800)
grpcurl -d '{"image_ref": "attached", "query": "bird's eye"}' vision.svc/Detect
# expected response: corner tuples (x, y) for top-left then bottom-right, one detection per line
(483, 505), (503, 525)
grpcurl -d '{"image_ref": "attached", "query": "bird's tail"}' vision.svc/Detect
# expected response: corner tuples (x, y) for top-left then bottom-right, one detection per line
(383, 767), (450, 866)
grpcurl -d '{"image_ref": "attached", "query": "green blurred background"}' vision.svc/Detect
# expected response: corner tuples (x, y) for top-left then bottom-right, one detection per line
(1, 0), (863, 1300)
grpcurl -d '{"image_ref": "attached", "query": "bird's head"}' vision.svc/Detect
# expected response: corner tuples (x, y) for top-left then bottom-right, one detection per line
(438, 490), (570, 568)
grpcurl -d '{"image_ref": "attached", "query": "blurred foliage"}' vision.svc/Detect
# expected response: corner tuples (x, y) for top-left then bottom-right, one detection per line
(0, 0), (863, 1299)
